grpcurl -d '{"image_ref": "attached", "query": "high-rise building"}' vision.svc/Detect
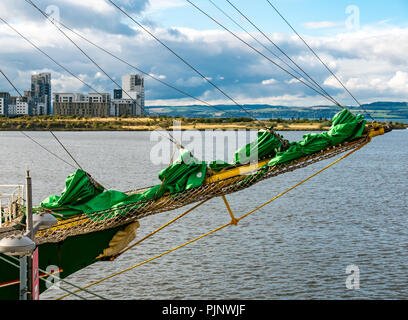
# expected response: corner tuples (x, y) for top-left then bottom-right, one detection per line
(121, 74), (145, 115)
(0, 92), (10, 116)
(53, 92), (110, 117)
(31, 72), (51, 115)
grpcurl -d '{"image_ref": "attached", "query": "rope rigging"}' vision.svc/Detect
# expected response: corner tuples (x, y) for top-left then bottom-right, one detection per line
(49, 16), (240, 119)
(264, 0), (374, 121)
(26, 0), (198, 152)
(0, 67), (81, 170)
(25, 0), (137, 108)
(0, 69), (24, 98)
(0, 254), (107, 300)
(185, 0), (344, 109)
(207, 0), (336, 105)
(0, 16), (108, 98)
(55, 140), (369, 300)
(19, 131), (77, 169)
(106, 0), (261, 123)
(223, 0), (342, 108)
(1, 2), (180, 157)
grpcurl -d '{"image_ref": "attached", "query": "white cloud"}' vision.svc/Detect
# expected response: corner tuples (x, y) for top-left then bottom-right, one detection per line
(324, 71), (408, 96)
(52, 74), (86, 92)
(261, 78), (277, 85)
(145, 0), (186, 12)
(57, 0), (114, 14)
(149, 73), (166, 79)
(303, 21), (344, 29)
(388, 71), (408, 94)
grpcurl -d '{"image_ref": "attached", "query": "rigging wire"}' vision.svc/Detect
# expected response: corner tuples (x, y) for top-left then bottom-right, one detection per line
(51, 17), (239, 119)
(26, 0), (190, 150)
(1, 14), (180, 191)
(207, 0), (339, 106)
(49, 131), (83, 170)
(0, 254), (88, 300)
(55, 140), (370, 300)
(0, 66), (79, 170)
(106, 0), (261, 122)
(19, 131), (77, 169)
(25, 0), (137, 108)
(184, 0), (343, 108)
(223, 0), (342, 108)
(264, 0), (374, 120)
(0, 16), (108, 98)
(4, 254), (108, 300)
(0, 69), (24, 98)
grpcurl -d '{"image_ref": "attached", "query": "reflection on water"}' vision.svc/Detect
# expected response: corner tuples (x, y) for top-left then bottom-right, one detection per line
(1, 130), (407, 299)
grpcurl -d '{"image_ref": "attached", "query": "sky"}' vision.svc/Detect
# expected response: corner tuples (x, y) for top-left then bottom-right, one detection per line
(0, 0), (407, 107)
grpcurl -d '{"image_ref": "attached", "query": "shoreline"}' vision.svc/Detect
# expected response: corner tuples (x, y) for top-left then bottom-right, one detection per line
(0, 116), (406, 131)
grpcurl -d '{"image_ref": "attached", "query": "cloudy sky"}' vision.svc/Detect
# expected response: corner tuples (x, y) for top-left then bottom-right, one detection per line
(0, 0), (407, 107)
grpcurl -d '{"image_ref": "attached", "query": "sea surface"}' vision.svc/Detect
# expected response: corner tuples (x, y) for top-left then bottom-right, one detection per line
(0, 129), (407, 300)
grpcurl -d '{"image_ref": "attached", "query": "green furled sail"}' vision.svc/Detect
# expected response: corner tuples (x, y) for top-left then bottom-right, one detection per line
(268, 108), (365, 167)
(39, 109), (365, 219)
(39, 149), (207, 218)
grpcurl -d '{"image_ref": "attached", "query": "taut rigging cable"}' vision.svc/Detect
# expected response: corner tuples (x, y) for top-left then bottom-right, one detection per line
(223, 0), (342, 108)
(207, 0), (337, 106)
(185, 0), (344, 108)
(25, 0), (186, 150)
(264, 0), (374, 120)
(106, 0), (261, 122)
(0, 69), (24, 98)
(25, 0), (138, 109)
(0, 67), (80, 169)
(37, 13), (239, 119)
(0, 16), (107, 98)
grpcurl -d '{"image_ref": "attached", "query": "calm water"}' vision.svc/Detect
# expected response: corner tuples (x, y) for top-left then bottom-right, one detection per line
(0, 129), (407, 300)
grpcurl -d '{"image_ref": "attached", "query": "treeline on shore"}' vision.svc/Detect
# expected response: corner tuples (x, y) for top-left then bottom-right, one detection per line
(0, 115), (406, 131)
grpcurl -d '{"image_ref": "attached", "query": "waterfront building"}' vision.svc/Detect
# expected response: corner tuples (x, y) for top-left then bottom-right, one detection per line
(30, 73), (51, 115)
(0, 92), (10, 115)
(53, 93), (110, 117)
(121, 74), (145, 115)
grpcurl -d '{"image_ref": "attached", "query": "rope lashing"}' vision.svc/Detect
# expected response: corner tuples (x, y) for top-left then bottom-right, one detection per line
(55, 139), (369, 300)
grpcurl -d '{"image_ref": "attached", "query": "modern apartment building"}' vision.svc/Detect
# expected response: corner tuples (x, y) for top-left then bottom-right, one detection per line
(30, 72), (51, 115)
(121, 74), (145, 115)
(53, 93), (111, 117)
(0, 92), (10, 116)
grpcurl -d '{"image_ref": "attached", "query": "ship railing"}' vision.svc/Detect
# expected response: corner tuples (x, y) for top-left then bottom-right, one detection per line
(0, 185), (25, 228)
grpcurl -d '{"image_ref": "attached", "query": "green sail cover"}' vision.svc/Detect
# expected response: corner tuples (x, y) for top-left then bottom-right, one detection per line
(233, 128), (284, 164)
(268, 109), (365, 167)
(207, 128), (284, 172)
(39, 109), (365, 219)
(40, 149), (207, 218)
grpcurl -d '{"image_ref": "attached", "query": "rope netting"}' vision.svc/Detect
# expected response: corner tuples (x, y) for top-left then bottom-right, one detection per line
(33, 135), (370, 244)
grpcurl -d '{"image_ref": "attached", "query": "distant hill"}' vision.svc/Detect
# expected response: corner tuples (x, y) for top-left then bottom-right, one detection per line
(146, 101), (408, 122)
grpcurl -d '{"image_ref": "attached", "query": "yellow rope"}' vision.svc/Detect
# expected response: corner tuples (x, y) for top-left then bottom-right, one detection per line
(56, 222), (231, 300)
(109, 198), (209, 260)
(238, 140), (369, 221)
(56, 140), (369, 300)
